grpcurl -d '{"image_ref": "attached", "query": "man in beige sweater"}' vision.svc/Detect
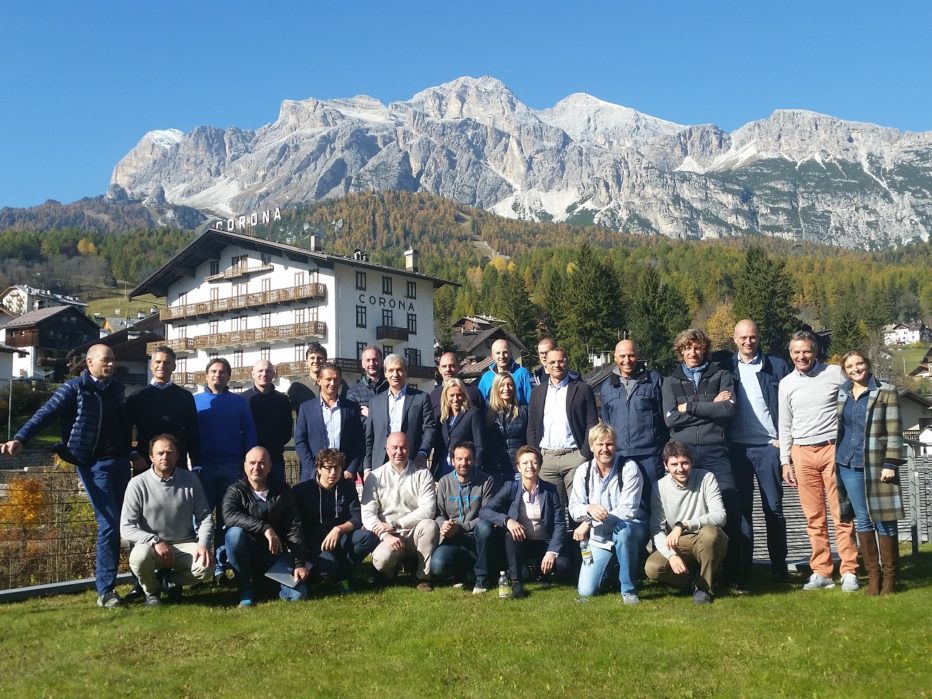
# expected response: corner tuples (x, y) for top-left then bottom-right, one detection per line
(361, 432), (439, 590)
(645, 441), (727, 605)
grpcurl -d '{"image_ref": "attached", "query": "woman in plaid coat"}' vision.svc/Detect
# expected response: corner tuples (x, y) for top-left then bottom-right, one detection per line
(835, 351), (905, 595)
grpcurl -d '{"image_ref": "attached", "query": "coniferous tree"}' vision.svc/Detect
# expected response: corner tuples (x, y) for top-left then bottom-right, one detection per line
(560, 244), (624, 371)
(492, 268), (539, 352)
(732, 246), (798, 357)
(626, 266), (690, 374)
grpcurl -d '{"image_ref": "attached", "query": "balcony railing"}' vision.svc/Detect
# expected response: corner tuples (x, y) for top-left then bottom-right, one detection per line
(179, 361), (433, 385)
(145, 338), (196, 355)
(204, 262), (274, 282)
(160, 283), (326, 321)
(193, 321), (327, 351)
(376, 325), (410, 341)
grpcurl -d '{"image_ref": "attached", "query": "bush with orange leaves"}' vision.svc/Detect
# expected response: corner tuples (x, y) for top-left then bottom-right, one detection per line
(0, 475), (51, 528)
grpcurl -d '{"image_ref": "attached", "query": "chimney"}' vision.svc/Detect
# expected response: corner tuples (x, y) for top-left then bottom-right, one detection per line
(404, 248), (419, 273)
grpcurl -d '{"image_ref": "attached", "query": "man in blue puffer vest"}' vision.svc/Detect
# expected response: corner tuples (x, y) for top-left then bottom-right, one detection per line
(2, 344), (132, 608)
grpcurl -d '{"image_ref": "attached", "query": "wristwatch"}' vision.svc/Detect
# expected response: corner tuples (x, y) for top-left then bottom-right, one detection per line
(674, 521), (687, 532)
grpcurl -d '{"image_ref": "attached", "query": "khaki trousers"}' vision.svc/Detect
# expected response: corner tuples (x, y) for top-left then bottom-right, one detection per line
(539, 448), (584, 507)
(644, 525), (728, 592)
(371, 519), (440, 581)
(129, 541), (213, 596)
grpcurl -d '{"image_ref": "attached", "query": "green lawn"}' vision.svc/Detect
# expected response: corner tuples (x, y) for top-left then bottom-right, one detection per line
(888, 345), (929, 376)
(1, 547), (930, 697)
(84, 293), (161, 321)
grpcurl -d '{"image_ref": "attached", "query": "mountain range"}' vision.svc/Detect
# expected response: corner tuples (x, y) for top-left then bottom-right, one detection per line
(8, 77), (932, 248)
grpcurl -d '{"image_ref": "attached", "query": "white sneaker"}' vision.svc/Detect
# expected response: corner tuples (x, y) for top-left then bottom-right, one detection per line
(802, 573), (835, 591)
(840, 572), (860, 592)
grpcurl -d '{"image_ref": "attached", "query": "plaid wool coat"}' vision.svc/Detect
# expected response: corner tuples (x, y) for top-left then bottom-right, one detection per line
(835, 378), (905, 523)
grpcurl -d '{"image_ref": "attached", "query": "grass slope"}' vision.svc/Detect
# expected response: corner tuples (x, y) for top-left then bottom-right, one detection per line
(1, 548), (930, 697)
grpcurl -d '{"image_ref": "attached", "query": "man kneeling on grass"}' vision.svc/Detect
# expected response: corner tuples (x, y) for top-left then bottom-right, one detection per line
(645, 441), (728, 605)
(222, 446), (309, 606)
(293, 448), (376, 589)
(430, 441), (497, 593)
(361, 432), (439, 591)
(120, 434), (214, 606)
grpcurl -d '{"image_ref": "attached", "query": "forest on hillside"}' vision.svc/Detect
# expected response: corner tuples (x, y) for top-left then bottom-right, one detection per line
(0, 191), (928, 379)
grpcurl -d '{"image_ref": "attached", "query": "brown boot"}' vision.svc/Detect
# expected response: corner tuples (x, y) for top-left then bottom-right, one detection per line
(878, 535), (898, 596)
(858, 532), (881, 596)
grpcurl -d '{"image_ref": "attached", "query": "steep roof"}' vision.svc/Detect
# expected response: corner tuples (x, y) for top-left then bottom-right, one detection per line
(1, 305), (84, 329)
(130, 228), (457, 298)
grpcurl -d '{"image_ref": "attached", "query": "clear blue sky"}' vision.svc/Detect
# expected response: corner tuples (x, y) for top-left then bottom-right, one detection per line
(1, 0), (929, 208)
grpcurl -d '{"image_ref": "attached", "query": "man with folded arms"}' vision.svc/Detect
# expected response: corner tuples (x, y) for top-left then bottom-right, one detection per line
(645, 441), (728, 605)
(222, 446), (309, 606)
(120, 434), (213, 606)
(361, 432), (439, 591)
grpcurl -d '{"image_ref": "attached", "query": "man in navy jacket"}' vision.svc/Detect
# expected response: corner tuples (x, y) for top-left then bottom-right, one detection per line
(2, 344), (132, 608)
(662, 328), (740, 588)
(725, 319), (791, 584)
(295, 363), (364, 482)
(600, 339), (667, 484)
(527, 347), (599, 509)
(364, 354), (435, 475)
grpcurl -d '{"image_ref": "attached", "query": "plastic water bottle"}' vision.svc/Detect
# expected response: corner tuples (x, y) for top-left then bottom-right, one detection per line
(497, 570), (511, 600)
(580, 539), (594, 566)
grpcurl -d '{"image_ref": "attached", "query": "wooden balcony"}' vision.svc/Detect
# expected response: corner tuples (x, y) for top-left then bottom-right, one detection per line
(204, 262), (274, 282)
(177, 360), (435, 385)
(160, 283), (326, 321)
(145, 338), (196, 356)
(193, 321), (327, 351)
(376, 325), (410, 341)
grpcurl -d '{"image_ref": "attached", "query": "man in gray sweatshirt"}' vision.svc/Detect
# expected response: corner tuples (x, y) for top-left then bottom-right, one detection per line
(120, 434), (214, 606)
(778, 330), (858, 592)
(644, 441), (727, 604)
(430, 441), (497, 593)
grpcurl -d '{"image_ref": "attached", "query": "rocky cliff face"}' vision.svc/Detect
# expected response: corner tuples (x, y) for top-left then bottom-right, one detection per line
(111, 76), (932, 248)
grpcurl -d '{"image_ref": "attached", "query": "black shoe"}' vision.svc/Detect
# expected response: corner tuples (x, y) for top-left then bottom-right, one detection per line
(157, 570), (183, 603)
(511, 581), (526, 599)
(692, 587), (714, 605)
(124, 583), (145, 602)
(772, 568), (792, 583)
(730, 582), (752, 596)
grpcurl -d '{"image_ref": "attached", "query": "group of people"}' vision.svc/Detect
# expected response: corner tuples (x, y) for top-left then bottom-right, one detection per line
(0, 319), (906, 608)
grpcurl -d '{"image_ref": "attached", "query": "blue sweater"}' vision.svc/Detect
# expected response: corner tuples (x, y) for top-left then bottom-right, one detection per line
(193, 390), (258, 467)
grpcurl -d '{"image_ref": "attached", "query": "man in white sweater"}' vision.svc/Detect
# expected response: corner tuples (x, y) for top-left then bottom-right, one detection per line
(120, 434), (214, 606)
(778, 330), (858, 592)
(361, 432), (439, 591)
(645, 441), (727, 604)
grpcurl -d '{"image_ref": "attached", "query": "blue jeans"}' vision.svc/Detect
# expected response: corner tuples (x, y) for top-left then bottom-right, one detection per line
(196, 463), (243, 571)
(314, 529), (378, 581)
(77, 457), (132, 596)
(224, 526), (307, 601)
(430, 520), (495, 581)
(730, 443), (787, 576)
(577, 519), (648, 597)
(836, 464), (898, 536)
